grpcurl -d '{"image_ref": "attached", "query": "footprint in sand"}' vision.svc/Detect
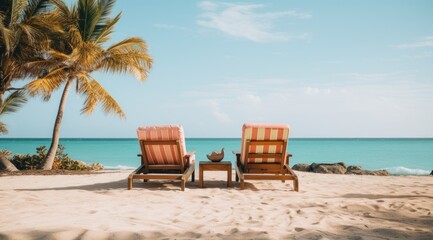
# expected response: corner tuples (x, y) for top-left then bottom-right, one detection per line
(363, 212), (371, 217)
(295, 227), (304, 232)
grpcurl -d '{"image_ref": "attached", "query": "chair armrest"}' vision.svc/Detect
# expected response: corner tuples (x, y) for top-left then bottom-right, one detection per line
(184, 151), (196, 164)
(286, 153), (293, 165)
(232, 150), (241, 165)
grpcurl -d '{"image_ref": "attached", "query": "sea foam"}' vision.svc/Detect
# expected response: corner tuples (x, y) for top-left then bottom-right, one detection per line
(383, 166), (431, 176)
(104, 165), (136, 170)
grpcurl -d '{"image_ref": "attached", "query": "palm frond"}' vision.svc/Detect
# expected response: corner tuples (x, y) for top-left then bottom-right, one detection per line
(23, 0), (52, 21)
(107, 37), (148, 51)
(98, 0), (116, 22)
(76, 74), (98, 114)
(92, 12), (120, 45)
(70, 42), (103, 70)
(78, 75), (125, 118)
(68, 27), (83, 48)
(0, 90), (27, 115)
(25, 67), (67, 99)
(78, 0), (100, 42)
(91, 0), (117, 42)
(10, 0), (27, 25)
(101, 52), (151, 80)
(0, 22), (14, 53)
(101, 38), (153, 80)
(20, 55), (66, 77)
(17, 21), (39, 43)
(26, 10), (65, 36)
(0, 122), (8, 134)
(50, 0), (71, 18)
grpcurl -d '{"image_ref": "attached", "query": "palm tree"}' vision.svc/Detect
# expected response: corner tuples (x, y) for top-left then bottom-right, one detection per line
(0, 90), (27, 171)
(26, 0), (153, 170)
(0, 0), (64, 100)
(0, 0), (64, 172)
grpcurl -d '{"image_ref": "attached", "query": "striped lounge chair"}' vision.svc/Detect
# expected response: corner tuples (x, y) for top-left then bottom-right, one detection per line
(233, 123), (299, 191)
(128, 125), (195, 191)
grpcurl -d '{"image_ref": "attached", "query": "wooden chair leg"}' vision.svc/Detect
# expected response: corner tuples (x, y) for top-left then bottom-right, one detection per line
(240, 179), (245, 190)
(181, 179), (186, 191)
(128, 176), (133, 190)
(192, 170), (195, 182)
(294, 178), (299, 192)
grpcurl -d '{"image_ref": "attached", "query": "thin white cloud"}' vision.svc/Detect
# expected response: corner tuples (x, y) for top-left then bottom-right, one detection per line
(200, 99), (231, 123)
(395, 36), (433, 49)
(197, 2), (311, 42)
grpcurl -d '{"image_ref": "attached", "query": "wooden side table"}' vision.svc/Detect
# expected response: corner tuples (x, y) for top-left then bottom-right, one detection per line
(199, 161), (232, 188)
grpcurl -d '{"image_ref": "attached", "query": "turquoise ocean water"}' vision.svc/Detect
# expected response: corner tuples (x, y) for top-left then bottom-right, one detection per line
(1, 138), (432, 175)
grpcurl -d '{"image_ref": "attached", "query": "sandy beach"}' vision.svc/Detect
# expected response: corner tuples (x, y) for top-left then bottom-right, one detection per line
(0, 170), (432, 240)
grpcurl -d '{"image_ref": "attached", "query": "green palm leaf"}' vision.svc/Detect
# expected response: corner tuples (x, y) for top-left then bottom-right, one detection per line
(0, 90), (27, 134)
(93, 12), (120, 44)
(0, 90), (27, 116)
(23, 0), (52, 21)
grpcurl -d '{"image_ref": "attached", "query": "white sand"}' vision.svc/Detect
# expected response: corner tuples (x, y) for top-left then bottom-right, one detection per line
(0, 170), (432, 240)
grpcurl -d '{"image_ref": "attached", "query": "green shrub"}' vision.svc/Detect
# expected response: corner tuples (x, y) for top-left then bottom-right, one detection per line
(7, 145), (103, 171)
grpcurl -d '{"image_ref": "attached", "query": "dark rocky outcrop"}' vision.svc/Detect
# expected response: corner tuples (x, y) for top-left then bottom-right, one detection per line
(430, 170), (433, 175)
(292, 163), (310, 172)
(292, 162), (389, 176)
(309, 162), (346, 174)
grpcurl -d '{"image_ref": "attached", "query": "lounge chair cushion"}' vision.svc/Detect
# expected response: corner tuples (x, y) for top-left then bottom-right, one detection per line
(137, 125), (187, 165)
(241, 123), (290, 164)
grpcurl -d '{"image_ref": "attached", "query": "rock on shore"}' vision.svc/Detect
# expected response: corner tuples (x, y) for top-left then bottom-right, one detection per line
(292, 162), (389, 176)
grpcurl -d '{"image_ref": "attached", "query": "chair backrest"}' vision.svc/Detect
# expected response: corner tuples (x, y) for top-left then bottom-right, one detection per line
(137, 125), (187, 165)
(240, 123), (290, 165)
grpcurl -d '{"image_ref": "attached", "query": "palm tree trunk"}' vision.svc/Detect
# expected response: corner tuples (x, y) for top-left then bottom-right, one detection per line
(0, 152), (18, 171)
(41, 79), (73, 170)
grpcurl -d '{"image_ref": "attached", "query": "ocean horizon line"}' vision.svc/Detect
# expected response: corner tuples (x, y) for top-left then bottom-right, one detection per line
(2, 137), (433, 140)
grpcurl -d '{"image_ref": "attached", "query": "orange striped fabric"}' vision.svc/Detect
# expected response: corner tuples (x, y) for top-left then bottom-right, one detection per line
(240, 123), (290, 164)
(137, 125), (187, 165)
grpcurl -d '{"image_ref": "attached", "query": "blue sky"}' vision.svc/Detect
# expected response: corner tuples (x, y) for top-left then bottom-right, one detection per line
(4, 0), (433, 138)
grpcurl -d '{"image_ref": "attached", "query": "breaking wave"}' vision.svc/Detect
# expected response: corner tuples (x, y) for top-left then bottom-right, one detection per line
(383, 166), (431, 176)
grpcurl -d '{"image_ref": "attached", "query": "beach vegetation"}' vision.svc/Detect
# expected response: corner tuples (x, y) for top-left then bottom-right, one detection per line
(2, 144), (104, 171)
(24, 0), (153, 170)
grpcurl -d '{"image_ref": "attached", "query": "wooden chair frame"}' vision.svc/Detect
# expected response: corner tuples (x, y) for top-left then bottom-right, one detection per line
(128, 139), (195, 191)
(234, 139), (299, 191)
